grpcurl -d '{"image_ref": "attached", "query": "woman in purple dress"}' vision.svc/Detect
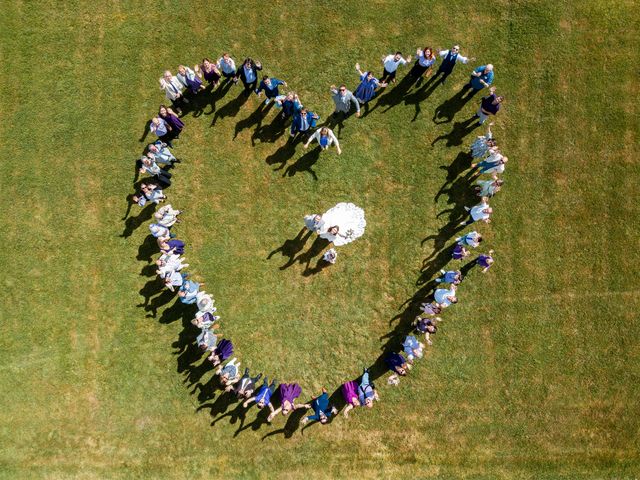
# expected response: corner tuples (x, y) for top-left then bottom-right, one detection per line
(476, 249), (495, 273)
(354, 63), (387, 104)
(177, 64), (204, 94)
(196, 58), (222, 88)
(159, 105), (184, 138)
(207, 338), (233, 367)
(267, 383), (306, 422)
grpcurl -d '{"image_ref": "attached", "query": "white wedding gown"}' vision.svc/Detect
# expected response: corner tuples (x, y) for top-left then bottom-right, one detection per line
(318, 202), (366, 246)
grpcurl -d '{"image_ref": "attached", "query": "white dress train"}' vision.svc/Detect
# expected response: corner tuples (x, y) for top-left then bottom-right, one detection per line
(318, 202), (366, 246)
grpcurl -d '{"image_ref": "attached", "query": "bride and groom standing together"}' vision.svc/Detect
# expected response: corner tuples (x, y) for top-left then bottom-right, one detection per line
(268, 202), (366, 272)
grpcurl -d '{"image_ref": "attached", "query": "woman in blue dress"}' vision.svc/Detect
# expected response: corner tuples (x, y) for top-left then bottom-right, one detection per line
(354, 63), (387, 104)
(243, 377), (278, 411)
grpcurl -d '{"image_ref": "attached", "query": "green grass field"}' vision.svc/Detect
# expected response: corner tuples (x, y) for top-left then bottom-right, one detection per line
(1, 1), (639, 478)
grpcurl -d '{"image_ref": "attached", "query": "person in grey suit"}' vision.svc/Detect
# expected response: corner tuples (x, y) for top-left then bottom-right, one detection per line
(330, 84), (361, 119)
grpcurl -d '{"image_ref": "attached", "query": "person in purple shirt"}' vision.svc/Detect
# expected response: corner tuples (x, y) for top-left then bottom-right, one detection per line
(476, 250), (495, 273)
(476, 87), (504, 124)
(255, 75), (286, 104)
(462, 64), (494, 97)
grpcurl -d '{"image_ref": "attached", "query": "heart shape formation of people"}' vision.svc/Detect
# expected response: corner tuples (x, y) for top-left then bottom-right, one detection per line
(128, 46), (507, 431)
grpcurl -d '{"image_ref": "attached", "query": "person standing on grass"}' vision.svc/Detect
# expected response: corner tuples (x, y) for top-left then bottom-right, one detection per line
(330, 84), (361, 118)
(256, 75), (287, 105)
(149, 116), (174, 148)
(380, 51), (412, 84)
(462, 64), (494, 97)
(301, 388), (338, 425)
(139, 155), (172, 187)
(430, 45), (472, 85)
(476, 250), (495, 273)
(475, 175), (504, 197)
(413, 316), (440, 345)
(456, 231), (483, 248)
(342, 368), (380, 417)
(234, 57), (263, 96)
(476, 87), (504, 124)
(436, 269), (463, 285)
(159, 70), (188, 115)
(195, 58), (222, 88)
(208, 338), (234, 367)
(459, 198), (493, 226)
(385, 352), (410, 386)
(217, 53), (237, 81)
(290, 108), (320, 139)
(434, 285), (458, 307)
(243, 377), (278, 411)
(470, 123), (497, 158)
(407, 46), (437, 81)
(275, 91), (302, 120)
(231, 368), (262, 400)
(303, 127), (342, 154)
(196, 327), (219, 353)
(403, 335), (425, 363)
(472, 152), (508, 175)
(216, 357), (242, 388)
(177, 64), (204, 95)
(267, 383), (306, 422)
(354, 63), (387, 104)
(158, 105), (184, 139)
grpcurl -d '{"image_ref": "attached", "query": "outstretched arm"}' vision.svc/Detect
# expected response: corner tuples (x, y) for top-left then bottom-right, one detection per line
(242, 396), (256, 408)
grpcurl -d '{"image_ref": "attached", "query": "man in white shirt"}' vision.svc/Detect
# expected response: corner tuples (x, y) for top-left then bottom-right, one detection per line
(217, 53), (237, 81)
(380, 51), (412, 84)
(159, 70), (188, 114)
(431, 45), (474, 85)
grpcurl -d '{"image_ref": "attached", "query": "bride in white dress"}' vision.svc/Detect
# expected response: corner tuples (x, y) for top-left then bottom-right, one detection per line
(318, 203), (366, 246)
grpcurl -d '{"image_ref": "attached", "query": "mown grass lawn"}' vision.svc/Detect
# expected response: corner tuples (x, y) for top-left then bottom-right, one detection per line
(0, 1), (638, 479)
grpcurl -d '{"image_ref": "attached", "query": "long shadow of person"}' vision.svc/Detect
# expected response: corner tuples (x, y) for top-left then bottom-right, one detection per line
(137, 277), (163, 311)
(267, 227), (314, 270)
(234, 101), (272, 141)
(324, 112), (347, 137)
(265, 140), (297, 171)
(431, 116), (480, 148)
(210, 401), (247, 428)
(138, 120), (151, 143)
(434, 152), (474, 203)
(210, 91), (249, 127)
(253, 112), (289, 144)
(432, 88), (474, 125)
(146, 288), (179, 319)
(375, 73), (421, 115)
(294, 235), (330, 272)
(234, 404), (271, 437)
(136, 234), (158, 263)
(260, 408), (307, 440)
(282, 147), (322, 180)
(302, 257), (331, 277)
(120, 202), (156, 238)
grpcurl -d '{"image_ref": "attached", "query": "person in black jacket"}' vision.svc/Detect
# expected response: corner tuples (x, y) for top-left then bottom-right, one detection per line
(234, 57), (263, 96)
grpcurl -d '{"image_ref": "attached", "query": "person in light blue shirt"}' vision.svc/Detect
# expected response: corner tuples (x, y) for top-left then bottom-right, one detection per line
(436, 269), (463, 285)
(434, 286), (458, 307)
(463, 64), (494, 96)
(234, 57), (262, 96)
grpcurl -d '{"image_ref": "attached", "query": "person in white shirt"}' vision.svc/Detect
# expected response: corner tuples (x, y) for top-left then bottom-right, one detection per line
(217, 53), (237, 81)
(159, 70), (188, 114)
(303, 127), (341, 154)
(460, 198), (492, 226)
(431, 45), (474, 85)
(380, 51), (411, 84)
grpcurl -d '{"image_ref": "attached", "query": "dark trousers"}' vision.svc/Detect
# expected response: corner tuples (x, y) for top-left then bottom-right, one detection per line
(408, 61), (429, 78)
(154, 169), (172, 187)
(170, 96), (187, 112)
(380, 68), (397, 83)
(431, 66), (454, 84)
(461, 82), (482, 98)
(241, 79), (257, 96)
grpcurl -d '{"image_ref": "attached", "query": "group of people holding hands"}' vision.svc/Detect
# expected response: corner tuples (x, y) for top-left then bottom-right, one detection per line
(129, 41), (507, 428)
